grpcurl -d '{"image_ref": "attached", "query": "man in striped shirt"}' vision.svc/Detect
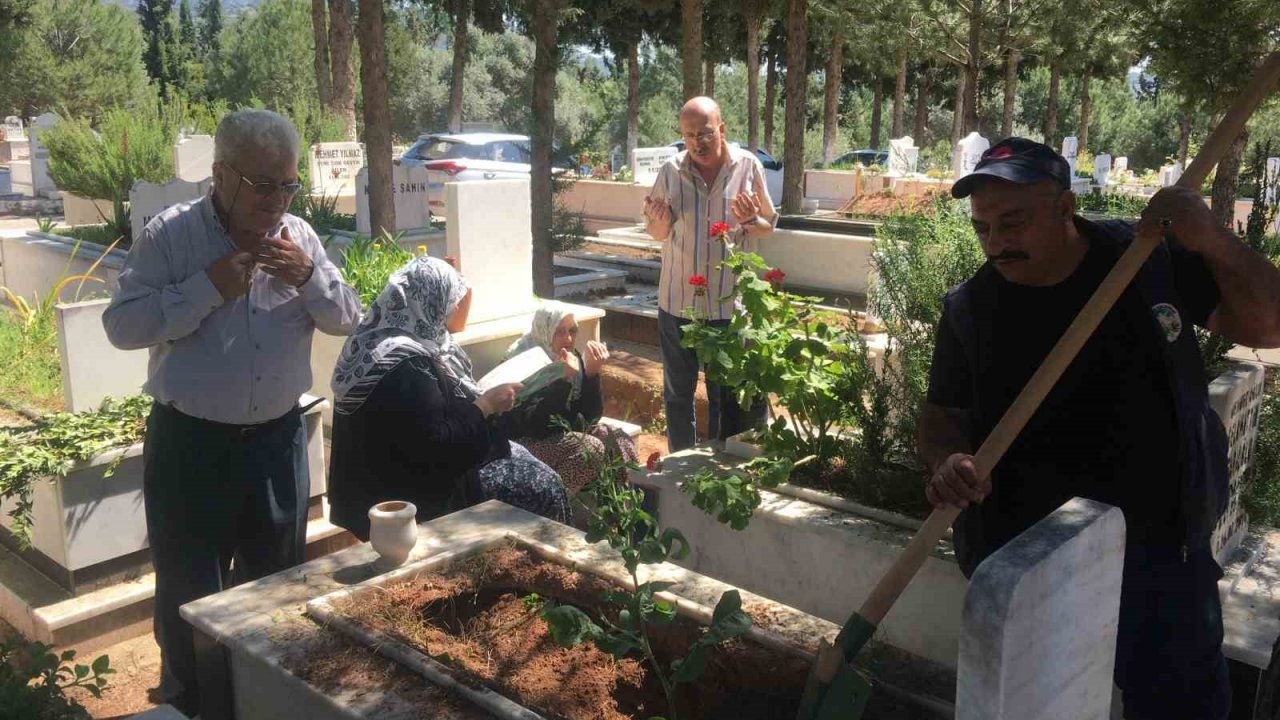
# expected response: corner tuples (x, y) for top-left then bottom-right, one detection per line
(643, 96), (778, 451)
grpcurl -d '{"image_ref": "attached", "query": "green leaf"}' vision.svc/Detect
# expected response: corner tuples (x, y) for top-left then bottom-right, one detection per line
(540, 604), (601, 648)
(670, 647), (707, 683)
(91, 654), (111, 675)
(74, 663), (89, 679)
(659, 528), (689, 561)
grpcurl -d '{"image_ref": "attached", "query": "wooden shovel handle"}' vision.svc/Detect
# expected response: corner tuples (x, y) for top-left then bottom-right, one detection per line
(853, 51), (1280, 630)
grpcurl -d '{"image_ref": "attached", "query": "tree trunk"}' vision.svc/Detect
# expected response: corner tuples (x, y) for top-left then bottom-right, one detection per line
(357, 0), (393, 234)
(1078, 73), (1091, 152)
(870, 79), (883, 149)
(764, 49), (778, 155)
(781, 0), (807, 213)
(311, 0), (331, 107)
(1001, 47), (1019, 138)
(447, 0), (470, 133)
(963, 0), (981, 133)
(626, 41), (639, 162)
(821, 30), (842, 163)
(704, 56), (715, 97)
(1177, 105), (1192, 168)
(1211, 127), (1248, 230)
(681, 0), (702, 99)
(531, 0), (559, 297)
(892, 49), (906, 138)
(913, 69), (931, 145)
(746, 14), (761, 151)
(328, 0), (356, 140)
(1044, 57), (1060, 145)
(951, 66), (965, 145)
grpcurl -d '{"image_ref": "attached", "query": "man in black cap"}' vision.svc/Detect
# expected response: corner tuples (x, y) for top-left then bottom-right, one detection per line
(919, 137), (1280, 718)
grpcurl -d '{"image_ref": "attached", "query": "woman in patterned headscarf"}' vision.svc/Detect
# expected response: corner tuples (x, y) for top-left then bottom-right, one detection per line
(502, 302), (639, 495)
(326, 256), (572, 540)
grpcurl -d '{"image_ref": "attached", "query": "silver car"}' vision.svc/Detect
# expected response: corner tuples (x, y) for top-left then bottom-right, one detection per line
(397, 132), (572, 215)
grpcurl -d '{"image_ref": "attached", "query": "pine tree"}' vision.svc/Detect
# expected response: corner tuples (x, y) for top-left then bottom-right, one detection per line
(178, 0), (196, 49)
(198, 0), (222, 55)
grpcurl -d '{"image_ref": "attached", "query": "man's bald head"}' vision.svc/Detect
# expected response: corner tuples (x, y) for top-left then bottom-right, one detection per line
(679, 96), (727, 172)
(680, 96), (722, 126)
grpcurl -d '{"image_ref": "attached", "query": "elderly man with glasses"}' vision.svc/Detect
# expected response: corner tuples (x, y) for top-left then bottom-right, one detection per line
(643, 96), (777, 452)
(103, 109), (360, 714)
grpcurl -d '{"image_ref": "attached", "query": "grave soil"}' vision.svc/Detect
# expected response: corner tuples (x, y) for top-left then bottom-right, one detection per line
(324, 544), (810, 720)
(835, 190), (945, 218)
(787, 456), (933, 520)
(583, 241), (661, 262)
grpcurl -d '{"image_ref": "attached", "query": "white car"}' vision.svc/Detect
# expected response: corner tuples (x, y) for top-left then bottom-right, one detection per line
(397, 132), (573, 215)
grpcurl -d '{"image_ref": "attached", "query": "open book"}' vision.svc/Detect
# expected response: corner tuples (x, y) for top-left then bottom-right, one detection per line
(476, 347), (568, 403)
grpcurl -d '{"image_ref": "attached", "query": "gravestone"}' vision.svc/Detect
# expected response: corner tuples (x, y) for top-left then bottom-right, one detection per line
(27, 112), (60, 198)
(953, 132), (990, 179)
(1061, 136), (1079, 178)
(1159, 164), (1182, 187)
(309, 141), (365, 197)
(887, 136), (920, 177)
(2, 115), (24, 140)
(173, 134), (214, 182)
(129, 177), (211, 240)
(445, 179), (534, 324)
(1093, 153), (1112, 186)
(957, 497), (1126, 720)
(1265, 157), (1279, 206)
(1114, 157), (1128, 174)
(1208, 362), (1265, 563)
(631, 146), (678, 187)
(354, 164), (431, 235)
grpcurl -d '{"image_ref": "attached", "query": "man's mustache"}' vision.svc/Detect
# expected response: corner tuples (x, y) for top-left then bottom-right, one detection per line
(988, 250), (1030, 262)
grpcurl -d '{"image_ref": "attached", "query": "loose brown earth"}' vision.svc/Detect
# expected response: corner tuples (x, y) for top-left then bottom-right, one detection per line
(320, 544), (811, 720)
(835, 191), (945, 218)
(582, 241), (661, 262)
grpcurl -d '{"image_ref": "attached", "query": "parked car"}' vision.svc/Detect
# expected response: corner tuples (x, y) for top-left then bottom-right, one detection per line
(831, 149), (888, 168)
(668, 139), (784, 205)
(397, 132), (574, 215)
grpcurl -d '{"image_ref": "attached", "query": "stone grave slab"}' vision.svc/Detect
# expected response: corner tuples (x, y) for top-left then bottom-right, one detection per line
(129, 178), (210, 241)
(2, 115), (24, 140)
(354, 164), (431, 235)
(173, 134), (214, 182)
(888, 135), (920, 177)
(23, 112), (59, 198)
(1160, 163), (1183, 187)
(631, 146), (678, 187)
(1094, 153), (1112, 186)
(1208, 361), (1265, 563)
(954, 132), (990, 178)
(956, 497), (1126, 720)
(1061, 136), (1079, 178)
(310, 141), (365, 197)
(445, 179), (534, 324)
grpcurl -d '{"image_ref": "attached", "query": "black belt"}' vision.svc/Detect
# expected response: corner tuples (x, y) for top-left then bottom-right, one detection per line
(156, 399), (319, 440)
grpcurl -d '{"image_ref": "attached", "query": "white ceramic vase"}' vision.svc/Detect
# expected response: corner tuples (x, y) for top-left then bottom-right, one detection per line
(367, 501), (418, 567)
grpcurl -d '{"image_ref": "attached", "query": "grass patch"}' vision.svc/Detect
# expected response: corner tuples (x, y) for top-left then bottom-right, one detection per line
(52, 224), (130, 251)
(0, 310), (63, 415)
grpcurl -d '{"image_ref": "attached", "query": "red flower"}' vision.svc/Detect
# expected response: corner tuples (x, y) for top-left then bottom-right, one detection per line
(645, 451), (663, 471)
(764, 268), (786, 287)
(709, 222), (732, 240)
(688, 274), (708, 288)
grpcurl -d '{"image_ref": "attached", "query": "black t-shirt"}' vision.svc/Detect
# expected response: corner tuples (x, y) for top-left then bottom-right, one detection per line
(927, 217), (1220, 568)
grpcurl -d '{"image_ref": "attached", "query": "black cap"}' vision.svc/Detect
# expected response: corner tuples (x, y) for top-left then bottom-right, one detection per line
(950, 137), (1072, 199)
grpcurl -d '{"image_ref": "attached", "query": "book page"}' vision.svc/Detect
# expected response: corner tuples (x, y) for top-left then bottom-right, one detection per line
(477, 347), (552, 393)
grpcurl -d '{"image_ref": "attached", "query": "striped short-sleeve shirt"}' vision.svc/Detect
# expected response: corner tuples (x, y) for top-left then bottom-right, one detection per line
(649, 147), (774, 320)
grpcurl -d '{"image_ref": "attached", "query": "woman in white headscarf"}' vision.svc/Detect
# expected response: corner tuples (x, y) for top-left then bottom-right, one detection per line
(502, 302), (638, 494)
(326, 256), (572, 540)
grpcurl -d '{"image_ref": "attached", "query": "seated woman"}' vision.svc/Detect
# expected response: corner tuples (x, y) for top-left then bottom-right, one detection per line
(327, 256), (572, 541)
(502, 303), (638, 494)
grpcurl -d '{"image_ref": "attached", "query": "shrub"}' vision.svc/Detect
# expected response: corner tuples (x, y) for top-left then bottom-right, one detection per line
(337, 231), (418, 307)
(0, 636), (114, 720)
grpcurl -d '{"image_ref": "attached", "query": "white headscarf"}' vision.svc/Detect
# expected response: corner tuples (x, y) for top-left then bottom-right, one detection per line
(331, 255), (476, 415)
(504, 301), (575, 361)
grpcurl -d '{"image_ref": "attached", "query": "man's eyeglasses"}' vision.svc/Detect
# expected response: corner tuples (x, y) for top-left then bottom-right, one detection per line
(680, 129), (719, 145)
(225, 164), (302, 198)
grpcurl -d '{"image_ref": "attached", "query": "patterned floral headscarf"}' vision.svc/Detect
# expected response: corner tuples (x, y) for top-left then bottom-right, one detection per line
(332, 256), (476, 415)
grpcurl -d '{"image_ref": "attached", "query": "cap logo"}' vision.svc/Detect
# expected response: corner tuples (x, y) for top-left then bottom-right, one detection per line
(988, 146), (1014, 160)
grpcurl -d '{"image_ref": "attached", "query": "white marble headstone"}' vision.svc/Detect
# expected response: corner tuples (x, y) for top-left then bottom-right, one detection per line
(446, 179), (534, 324)
(1208, 362), (1265, 563)
(632, 146), (678, 187)
(309, 142), (365, 197)
(354, 164), (432, 235)
(1061, 136), (1079, 178)
(1264, 157), (1278, 207)
(2, 115), (24, 140)
(1159, 163), (1183, 187)
(173, 134), (214, 183)
(953, 132), (990, 179)
(888, 135), (920, 177)
(129, 177), (210, 240)
(28, 112), (60, 197)
(957, 497), (1126, 720)
(1093, 153), (1112, 186)
(1114, 157), (1128, 174)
